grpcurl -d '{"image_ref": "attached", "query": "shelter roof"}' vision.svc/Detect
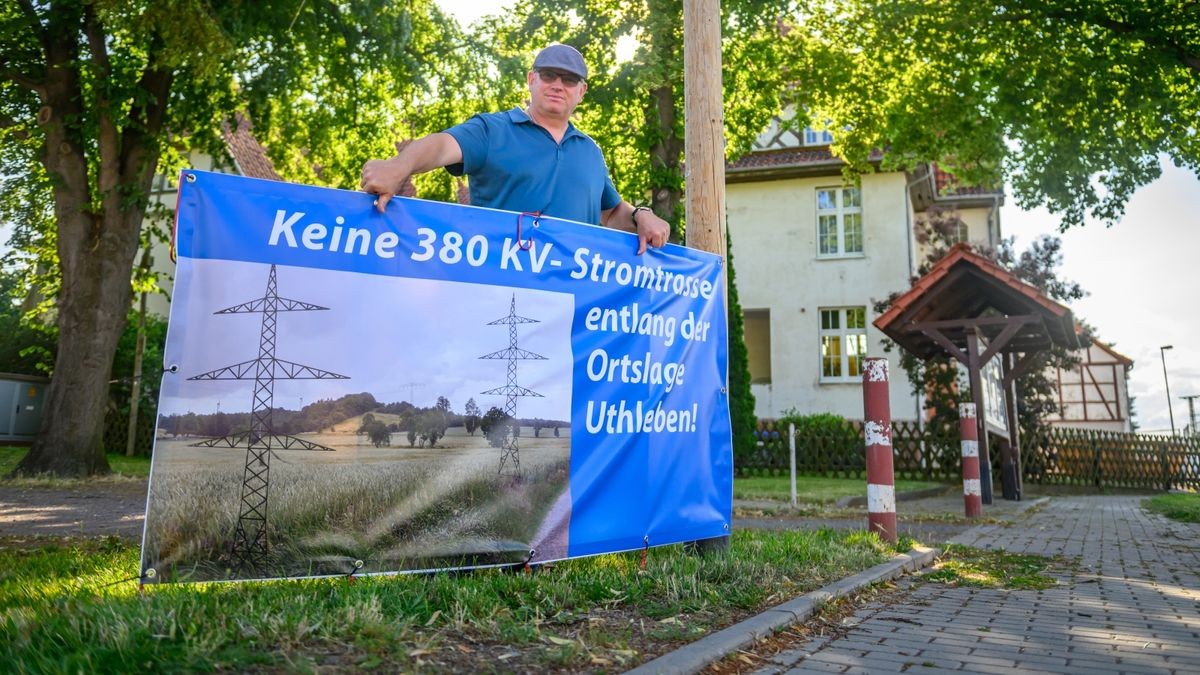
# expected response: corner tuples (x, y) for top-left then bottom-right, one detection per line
(874, 244), (1080, 359)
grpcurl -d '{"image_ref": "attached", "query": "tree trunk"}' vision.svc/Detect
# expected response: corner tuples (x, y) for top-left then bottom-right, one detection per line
(15, 207), (143, 477)
(13, 8), (170, 478)
(646, 84), (685, 242)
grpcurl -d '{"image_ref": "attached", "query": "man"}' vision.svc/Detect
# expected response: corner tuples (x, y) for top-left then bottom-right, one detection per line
(360, 43), (671, 255)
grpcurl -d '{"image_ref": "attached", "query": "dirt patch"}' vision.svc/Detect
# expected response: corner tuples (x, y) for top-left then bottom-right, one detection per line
(0, 479), (147, 539)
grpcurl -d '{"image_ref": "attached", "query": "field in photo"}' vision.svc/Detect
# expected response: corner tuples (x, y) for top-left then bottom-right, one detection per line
(143, 426), (569, 582)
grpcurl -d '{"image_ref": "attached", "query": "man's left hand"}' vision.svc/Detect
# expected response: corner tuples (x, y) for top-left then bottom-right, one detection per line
(635, 211), (670, 255)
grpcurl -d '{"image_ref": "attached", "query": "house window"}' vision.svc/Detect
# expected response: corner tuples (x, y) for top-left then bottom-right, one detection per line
(816, 187), (863, 257)
(743, 309), (772, 385)
(803, 127), (833, 146)
(948, 220), (969, 244)
(820, 307), (867, 381)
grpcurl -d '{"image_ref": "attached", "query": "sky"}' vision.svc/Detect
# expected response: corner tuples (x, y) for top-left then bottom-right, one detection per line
(1000, 159), (1200, 434)
(435, 0), (1200, 434)
(159, 259), (573, 421)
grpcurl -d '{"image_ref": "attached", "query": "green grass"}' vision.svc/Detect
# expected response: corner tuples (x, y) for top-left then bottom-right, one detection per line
(0, 446), (151, 480)
(734, 475), (945, 503)
(0, 529), (900, 672)
(923, 544), (1057, 590)
(1143, 492), (1200, 523)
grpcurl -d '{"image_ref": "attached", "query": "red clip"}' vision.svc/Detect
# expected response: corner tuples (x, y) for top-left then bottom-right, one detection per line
(516, 211), (539, 251)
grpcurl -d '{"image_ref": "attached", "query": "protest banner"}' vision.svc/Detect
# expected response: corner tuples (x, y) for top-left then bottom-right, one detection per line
(140, 171), (732, 583)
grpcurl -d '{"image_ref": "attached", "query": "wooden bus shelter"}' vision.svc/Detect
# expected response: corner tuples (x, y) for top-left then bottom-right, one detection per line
(874, 244), (1080, 503)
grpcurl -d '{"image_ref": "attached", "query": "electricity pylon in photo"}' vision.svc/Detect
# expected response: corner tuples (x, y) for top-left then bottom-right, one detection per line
(480, 294), (545, 474)
(189, 264), (348, 576)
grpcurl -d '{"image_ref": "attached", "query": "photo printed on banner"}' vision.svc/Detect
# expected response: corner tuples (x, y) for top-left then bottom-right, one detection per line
(143, 259), (573, 582)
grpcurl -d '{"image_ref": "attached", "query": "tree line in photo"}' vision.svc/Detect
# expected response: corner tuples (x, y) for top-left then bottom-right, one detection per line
(158, 392), (568, 450)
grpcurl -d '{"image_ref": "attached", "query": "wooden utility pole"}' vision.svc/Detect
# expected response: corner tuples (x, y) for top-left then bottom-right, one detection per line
(683, 0), (726, 258)
(125, 245), (153, 457)
(683, 0), (729, 553)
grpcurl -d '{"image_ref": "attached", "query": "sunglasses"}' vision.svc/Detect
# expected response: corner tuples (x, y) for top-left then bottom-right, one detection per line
(537, 69), (583, 86)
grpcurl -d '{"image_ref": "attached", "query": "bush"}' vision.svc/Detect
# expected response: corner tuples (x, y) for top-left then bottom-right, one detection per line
(740, 412), (864, 476)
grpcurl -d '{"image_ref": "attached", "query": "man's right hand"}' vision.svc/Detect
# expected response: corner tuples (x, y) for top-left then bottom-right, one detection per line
(360, 157), (409, 213)
(361, 133), (463, 213)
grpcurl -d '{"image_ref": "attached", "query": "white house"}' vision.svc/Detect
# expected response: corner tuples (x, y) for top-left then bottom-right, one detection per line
(1045, 339), (1135, 433)
(725, 120), (1002, 421)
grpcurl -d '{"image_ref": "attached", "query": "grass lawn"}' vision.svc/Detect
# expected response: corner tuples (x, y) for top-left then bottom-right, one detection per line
(0, 446), (151, 480)
(734, 475), (947, 503)
(1143, 492), (1200, 523)
(0, 530), (909, 672)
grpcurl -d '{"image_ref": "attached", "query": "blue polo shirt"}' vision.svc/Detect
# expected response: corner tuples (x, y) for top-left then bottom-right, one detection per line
(444, 107), (621, 225)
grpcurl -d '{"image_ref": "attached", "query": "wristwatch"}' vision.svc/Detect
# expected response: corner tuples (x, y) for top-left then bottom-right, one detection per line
(632, 206), (652, 227)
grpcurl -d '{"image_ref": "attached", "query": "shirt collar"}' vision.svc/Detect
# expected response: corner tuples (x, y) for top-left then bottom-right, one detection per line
(508, 106), (583, 141)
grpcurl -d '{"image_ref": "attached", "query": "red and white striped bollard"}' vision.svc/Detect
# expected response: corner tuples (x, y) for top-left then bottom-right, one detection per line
(960, 403), (983, 518)
(863, 358), (897, 543)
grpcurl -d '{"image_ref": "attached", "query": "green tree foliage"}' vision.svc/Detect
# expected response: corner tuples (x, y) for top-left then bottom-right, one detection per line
(0, 267), (56, 376)
(416, 410), (445, 447)
(480, 406), (512, 449)
(0, 0), (463, 477)
(355, 413), (377, 436)
(725, 227), (757, 465)
(783, 0), (1200, 228)
(463, 397), (481, 435)
(364, 420), (391, 447)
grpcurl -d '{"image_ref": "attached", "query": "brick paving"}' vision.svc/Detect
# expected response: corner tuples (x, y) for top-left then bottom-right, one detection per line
(753, 497), (1200, 674)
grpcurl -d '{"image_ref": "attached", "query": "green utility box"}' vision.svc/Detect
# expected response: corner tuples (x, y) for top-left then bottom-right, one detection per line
(0, 373), (48, 444)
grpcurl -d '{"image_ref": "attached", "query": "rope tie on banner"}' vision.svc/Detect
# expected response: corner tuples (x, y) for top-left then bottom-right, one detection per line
(516, 212), (539, 251)
(100, 574), (143, 589)
(345, 559), (364, 584)
(639, 536), (649, 570)
(523, 548), (536, 574)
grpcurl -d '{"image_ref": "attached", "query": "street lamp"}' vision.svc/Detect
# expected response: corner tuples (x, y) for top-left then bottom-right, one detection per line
(1160, 345), (1176, 436)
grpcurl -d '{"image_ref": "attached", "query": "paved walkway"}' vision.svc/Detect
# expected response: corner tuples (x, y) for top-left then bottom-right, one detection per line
(753, 497), (1200, 674)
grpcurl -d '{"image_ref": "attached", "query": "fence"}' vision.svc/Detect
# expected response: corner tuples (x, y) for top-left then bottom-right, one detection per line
(103, 405), (158, 457)
(1025, 428), (1200, 491)
(743, 419), (1200, 491)
(743, 419), (961, 482)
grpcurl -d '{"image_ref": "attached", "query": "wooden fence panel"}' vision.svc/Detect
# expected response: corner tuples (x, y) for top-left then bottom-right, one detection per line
(742, 419), (1200, 491)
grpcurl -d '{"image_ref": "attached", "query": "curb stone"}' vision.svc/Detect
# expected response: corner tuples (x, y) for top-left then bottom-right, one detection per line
(835, 485), (951, 508)
(625, 546), (940, 675)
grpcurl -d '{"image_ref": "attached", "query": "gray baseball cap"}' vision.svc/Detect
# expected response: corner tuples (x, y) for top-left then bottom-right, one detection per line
(532, 43), (588, 80)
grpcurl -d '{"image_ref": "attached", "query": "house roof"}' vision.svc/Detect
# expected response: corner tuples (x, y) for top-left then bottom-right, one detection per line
(726, 147), (884, 182)
(727, 147), (1003, 210)
(874, 243), (1080, 359)
(1090, 339), (1135, 367)
(221, 112), (283, 181)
